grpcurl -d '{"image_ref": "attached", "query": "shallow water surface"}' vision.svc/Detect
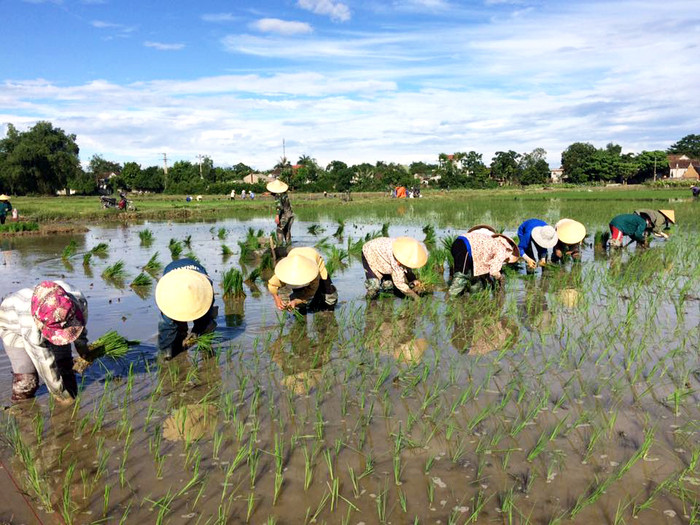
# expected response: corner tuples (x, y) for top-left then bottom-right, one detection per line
(1, 202), (698, 524)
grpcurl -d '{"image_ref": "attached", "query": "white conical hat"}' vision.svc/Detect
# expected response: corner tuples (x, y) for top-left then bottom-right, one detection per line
(156, 269), (213, 322)
(266, 179), (289, 193)
(531, 225), (558, 249)
(274, 254), (319, 287)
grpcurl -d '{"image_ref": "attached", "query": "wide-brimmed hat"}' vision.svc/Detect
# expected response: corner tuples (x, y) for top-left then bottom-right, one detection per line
(155, 269), (213, 322)
(555, 219), (586, 245)
(493, 234), (520, 257)
(0, 194), (9, 201)
(467, 224), (496, 234)
(531, 225), (558, 249)
(658, 209), (675, 224)
(274, 254), (319, 287)
(31, 281), (85, 345)
(266, 179), (289, 194)
(392, 237), (428, 269)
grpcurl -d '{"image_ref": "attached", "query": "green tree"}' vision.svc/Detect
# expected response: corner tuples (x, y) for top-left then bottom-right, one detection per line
(326, 160), (354, 192)
(667, 134), (700, 158)
(461, 151), (490, 187)
(67, 168), (97, 195)
(0, 121), (81, 195)
(561, 142), (597, 183)
(490, 151), (521, 184)
(121, 162), (141, 190)
(135, 166), (164, 192)
(635, 150), (668, 180)
(519, 149), (550, 185)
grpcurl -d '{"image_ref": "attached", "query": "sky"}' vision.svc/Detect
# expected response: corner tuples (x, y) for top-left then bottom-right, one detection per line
(1, 0), (699, 171)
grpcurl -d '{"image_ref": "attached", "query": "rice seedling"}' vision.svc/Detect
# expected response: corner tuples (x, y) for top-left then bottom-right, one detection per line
(168, 238), (183, 258)
(139, 229), (154, 244)
(143, 252), (162, 275)
(183, 234), (192, 247)
(62, 239), (78, 259)
(83, 251), (93, 266)
(91, 242), (109, 256)
(131, 272), (152, 287)
(307, 224), (325, 235)
(333, 219), (345, 238)
(222, 267), (245, 297)
(102, 259), (127, 280)
(184, 250), (200, 262)
(222, 244), (233, 257)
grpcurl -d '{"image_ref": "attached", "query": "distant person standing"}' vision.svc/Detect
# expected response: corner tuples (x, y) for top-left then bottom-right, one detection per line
(0, 195), (13, 225)
(241, 189), (247, 200)
(268, 179), (295, 245)
(229, 189), (236, 201)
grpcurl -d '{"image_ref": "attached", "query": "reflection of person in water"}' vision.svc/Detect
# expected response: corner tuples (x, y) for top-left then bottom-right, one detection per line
(160, 353), (222, 443)
(519, 277), (553, 331)
(363, 300), (428, 364)
(269, 311), (338, 394)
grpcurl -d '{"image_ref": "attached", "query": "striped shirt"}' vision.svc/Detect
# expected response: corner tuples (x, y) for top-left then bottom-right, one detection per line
(0, 281), (88, 399)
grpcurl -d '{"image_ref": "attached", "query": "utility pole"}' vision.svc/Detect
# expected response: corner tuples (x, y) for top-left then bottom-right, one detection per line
(196, 154), (204, 179)
(162, 153), (168, 190)
(653, 157), (657, 182)
(282, 139), (286, 164)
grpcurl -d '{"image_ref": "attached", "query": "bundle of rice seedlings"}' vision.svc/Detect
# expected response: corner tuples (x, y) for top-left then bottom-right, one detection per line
(595, 230), (610, 249)
(307, 224), (325, 236)
(347, 237), (365, 257)
(423, 224), (436, 247)
(62, 240), (78, 259)
(246, 267), (262, 283)
(441, 234), (457, 252)
(82, 252), (93, 266)
(169, 239), (183, 258)
(131, 272), (152, 287)
(333, 219), (345, 238)
(217, 228), (227, 240)
(221, 244), (233, 257)
(324, 246), (349, 278)
(314, 237), (332, 253)
(143, 252), (162, 275)
(184, 251), (200, 262)
(91, 243), (109, 257)
(139, 229), (154, 244)
(221, 268), (245, 297)
(102, 260), (126, 280)
(260, 251), (274, 271)
(183, 234), (192, 247)
(73, 330), (139, 373)
(188, 331), (222, 354)
(381, 223), (390, 237)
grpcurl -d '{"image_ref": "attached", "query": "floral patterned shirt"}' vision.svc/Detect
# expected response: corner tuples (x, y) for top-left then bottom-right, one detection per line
(465, 232), (513, 278)
(362, 237), (411, 294)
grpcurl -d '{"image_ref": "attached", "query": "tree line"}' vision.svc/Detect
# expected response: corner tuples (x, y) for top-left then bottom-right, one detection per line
(1, 121), (698, 195)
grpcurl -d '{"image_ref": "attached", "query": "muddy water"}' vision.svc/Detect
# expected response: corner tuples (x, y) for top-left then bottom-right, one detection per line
(1, 211), (698, 524)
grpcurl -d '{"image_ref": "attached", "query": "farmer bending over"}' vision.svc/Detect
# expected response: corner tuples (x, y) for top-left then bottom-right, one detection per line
(0, 280), (89, 403)
(0, 194), (12, 224)
(608, 213), (655, 248)
(268, 179), (295, 245)
(517, 219), (558, 273)
(156, 258), (217, 359)
(268, 247), (338, 312)
(633, 209), (675, 240)
(449, 225), (520, 297)
(552, 219), (586, 263)
(362, 237), (428, 299)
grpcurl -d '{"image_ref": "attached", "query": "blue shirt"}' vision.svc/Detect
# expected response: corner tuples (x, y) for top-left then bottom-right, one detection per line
(517, 219), (549, 259)
(157, 258), (213, 351)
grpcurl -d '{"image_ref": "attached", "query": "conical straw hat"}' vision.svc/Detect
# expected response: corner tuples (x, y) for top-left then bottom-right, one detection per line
(392, 237), (428, 269)
(658, 209), (675, 224)
(156, 269), (213, 322)
(531, 225), (558, 249)
(467, 224), (496, 234)
(274, 254), (319, 287)
(0, 194), (9, 201)
(266, 179), (289, 194)
(555, 219), (586, 245)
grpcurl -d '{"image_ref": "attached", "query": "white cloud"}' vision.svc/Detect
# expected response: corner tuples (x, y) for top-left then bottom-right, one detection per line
(91, 20), (137, 36)
(144, 41), (185, 51)
(201, 13), (237, 23)
(250, 18), (313, 35)
(297, 0), (350, 22)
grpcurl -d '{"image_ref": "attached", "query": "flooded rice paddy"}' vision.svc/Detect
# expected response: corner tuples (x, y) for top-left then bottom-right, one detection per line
(1, 195), (699, 524)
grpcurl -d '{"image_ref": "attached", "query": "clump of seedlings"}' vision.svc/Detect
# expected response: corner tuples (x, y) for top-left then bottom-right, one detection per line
(168, 238), (183, 258)
(91, 242), (109, 257)
(222, 244), (233, 258)
(131, 272), (152, 288)
(218, 228), (227, 240)
(139, 229), (154, 245)
(308, 224), (325, 236)
(143, 252), (162, 275)
(102, 260), (126, 281)
(333, 219), (345, 238)
(73, 330), (139, 373)
(222, 268), (245, 298)
(62, 240), (78, 259)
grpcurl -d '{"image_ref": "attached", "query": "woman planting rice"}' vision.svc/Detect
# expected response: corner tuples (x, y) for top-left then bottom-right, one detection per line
(448, 225), (520, 297)
(552, 219), (587, 263)
(155, 258), (217, 359)
(608, 213), (656, 248)
(0, 280), (89, 403)
(516, 218), (559, 273)
(267, 247), (338, 312)
(268, 179), (295, 245)
(362, 236), (428, 299)
(633, 209), (675, 239)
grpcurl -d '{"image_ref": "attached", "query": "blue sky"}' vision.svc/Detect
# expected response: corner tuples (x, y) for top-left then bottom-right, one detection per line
(1, 0), (699, 170)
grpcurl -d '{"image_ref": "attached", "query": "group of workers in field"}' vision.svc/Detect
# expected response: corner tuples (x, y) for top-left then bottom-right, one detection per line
(0, 177), (677, 404)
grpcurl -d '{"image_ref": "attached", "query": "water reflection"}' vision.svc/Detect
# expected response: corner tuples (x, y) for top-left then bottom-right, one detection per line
(363, 300), (427, 364)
